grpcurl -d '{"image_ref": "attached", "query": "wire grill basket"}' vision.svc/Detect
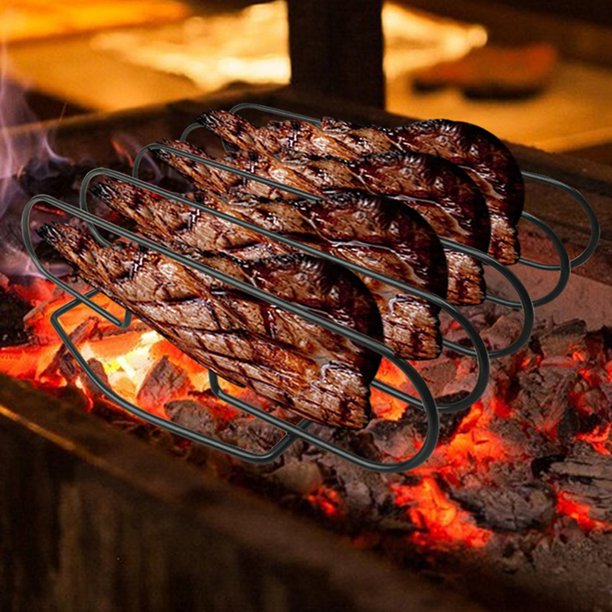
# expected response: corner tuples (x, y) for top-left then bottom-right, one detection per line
(21, 103), (599, 472)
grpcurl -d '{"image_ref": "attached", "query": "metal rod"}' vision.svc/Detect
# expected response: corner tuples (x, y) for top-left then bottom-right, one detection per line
(208, 370), (434, 473)
(521, 170), (600, 270)
(50, 291), (310, 464)
(25, 102), (596, 472)
(487, 212), (570, 308)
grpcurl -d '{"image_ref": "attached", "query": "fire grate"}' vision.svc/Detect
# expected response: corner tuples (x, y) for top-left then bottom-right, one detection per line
(20, 104), (600, 472)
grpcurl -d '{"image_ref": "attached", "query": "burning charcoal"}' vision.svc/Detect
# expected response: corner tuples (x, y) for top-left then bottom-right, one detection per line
(365, 418), (420, 460)
(547, 445), (612, 522)
(222, 417), (286, 455)
(449, 482), (555, 532)
(166, 394), (286, 456)
(0, 287), (30, 347)
(480, 312), (524, 351)
(535, 319), (587, 359)
(414, 357), (458, 397)
(270, 460), (323, 495)
(365, 407), (464, 461)
(165, 399), (220, 438)
(514, 366), (580, 445)
(85, 357), (149, 422)
(137, 356), (192, 411)
(41, 316), (99, 382)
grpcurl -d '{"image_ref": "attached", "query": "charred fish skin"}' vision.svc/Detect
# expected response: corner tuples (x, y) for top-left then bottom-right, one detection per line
(346, 151), (491, 252)
(386, 120), (523, 264)
(92, 179), (383, 375)
(292, 191), (448, 357)
(95, 174), (447, 360)
(388, 120), (524, 224)
(153, 140), (486, 305)
(39, 223), (382, 429)
(154, 139), (491, 251)
(91, 178), (275, 256)
(198, 110), (522, 264)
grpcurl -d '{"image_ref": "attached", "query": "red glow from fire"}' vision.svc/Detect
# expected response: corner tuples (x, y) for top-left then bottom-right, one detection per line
(556, 492), (610, 532)
(577, 424), (611, 455)
(0, 279), (243, 418)
(0, 273), (610, 549)
(307, 486), (346, 520)
(392, 478), (491, 548)
(442, 399), (511, 473)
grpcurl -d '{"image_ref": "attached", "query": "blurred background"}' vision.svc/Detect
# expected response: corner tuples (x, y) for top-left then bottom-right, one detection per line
(1, 0), (611, 163)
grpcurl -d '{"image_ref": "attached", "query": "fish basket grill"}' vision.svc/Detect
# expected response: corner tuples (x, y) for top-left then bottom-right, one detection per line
(21, 103), (600, 472)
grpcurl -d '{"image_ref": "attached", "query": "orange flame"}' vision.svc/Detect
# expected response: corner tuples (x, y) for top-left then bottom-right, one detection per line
(1, 277), (611, 548)
(307, 486), (346, 520)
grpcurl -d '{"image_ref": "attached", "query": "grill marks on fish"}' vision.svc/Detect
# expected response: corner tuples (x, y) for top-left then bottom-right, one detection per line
(199, 109), (522, 264)
(93, 177), (447, 360)
(155, 139), (485, 304)
(387, 120), (523, 264)
(39, 223), (383, 429)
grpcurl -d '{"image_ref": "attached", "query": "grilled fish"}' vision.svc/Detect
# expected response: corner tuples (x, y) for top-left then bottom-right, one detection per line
(39, 223), (383, 428)
(200, 110), (522, 263)
(93, 177), (447, 360)
(154, 140), (487, 304)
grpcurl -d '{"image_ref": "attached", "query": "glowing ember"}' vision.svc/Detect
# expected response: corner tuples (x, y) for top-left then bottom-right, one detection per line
(577, 424), (611, 455)
(307, 486), (346, 521)
(0, 49), (609, 558)
(392, 478), (492, 549)
(4, 275), (611, 550)
(556, 492), (611, 532)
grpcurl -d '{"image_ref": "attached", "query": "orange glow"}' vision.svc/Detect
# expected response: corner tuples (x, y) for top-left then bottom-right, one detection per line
(0, 1), (190, 44)
(577, 424), (611, 455)
(578, 367), (599, 386)
(370, 358), (412, 420)
(0, 279), (245, 419)
(307, 486), (346, 520)
(392, 478), (491, 549)
(571, 349), (589, 363)
(442, 400), (510, 471)
(556, 492), (611, 532)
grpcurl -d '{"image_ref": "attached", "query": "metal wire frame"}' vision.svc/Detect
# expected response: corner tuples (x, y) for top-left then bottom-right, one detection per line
(140, 141), (537, 362)
(88, 164), (492, 417)
(25, 100), (596, 471)
(20, 104), (599, 471)
(183, 102), (599, 308)
(50, 290), (310, 464)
